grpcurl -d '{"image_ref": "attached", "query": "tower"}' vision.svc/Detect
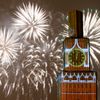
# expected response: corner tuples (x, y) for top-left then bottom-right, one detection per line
(58, 10), (97, 100)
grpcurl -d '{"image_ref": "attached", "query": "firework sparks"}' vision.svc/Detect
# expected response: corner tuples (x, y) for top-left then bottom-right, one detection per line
(0, 47), (46, 99)
(25, 36), (63, 92)
(0, 4), (64, 100)
(83, 9), (100, 67)
(0, 35), (63, 100)
(13, 2), (49, 42)
(0, 28), (20, 65)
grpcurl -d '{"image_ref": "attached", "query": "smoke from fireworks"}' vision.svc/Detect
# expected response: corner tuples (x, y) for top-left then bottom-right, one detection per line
(83, 9), (100, 68)
(13, 2), (49, 42)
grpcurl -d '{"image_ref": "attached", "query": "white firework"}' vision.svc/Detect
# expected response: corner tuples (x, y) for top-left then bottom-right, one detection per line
(0, 35), (63, 100)
(25, 36), (63, 96)
(0, 6), (64, 100)
(1, 45), (46, 99)
(13, 2), (49, 42)
(0, 28), (20, 65)
(83, 9), (100, 67)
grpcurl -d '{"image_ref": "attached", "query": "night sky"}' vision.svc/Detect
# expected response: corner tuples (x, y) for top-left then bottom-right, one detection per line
(0, 0), (100, 100)
(0, 0), (100, 26)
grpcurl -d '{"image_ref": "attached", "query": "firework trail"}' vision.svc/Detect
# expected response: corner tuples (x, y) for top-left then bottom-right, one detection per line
(13, 2), (49, 42)
(83, 9), (100, 68)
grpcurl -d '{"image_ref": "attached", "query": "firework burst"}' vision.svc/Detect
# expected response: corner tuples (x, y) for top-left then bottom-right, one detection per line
(0, 3), (64, 100)
(13, 2), (49, 42)
(0, 28), (20, 65)
(0, 32), (63, 100)
(25, 36), (63, 93)
(1, 36), (63, 100)
(0, 44), (46, 99)
(83, 9), (100, 68)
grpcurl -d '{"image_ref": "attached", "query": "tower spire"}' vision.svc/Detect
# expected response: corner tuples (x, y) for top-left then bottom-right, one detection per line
(68, 10), (83, 38)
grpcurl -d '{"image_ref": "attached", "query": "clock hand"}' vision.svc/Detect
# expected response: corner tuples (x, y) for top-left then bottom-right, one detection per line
(76, 52), (78, 60)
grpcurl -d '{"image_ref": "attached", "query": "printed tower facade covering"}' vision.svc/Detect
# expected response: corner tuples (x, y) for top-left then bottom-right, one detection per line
(58, 10), (97, 100)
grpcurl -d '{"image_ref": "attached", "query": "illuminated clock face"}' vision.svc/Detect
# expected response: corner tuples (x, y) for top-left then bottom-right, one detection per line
(68, 48), (86, 67)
